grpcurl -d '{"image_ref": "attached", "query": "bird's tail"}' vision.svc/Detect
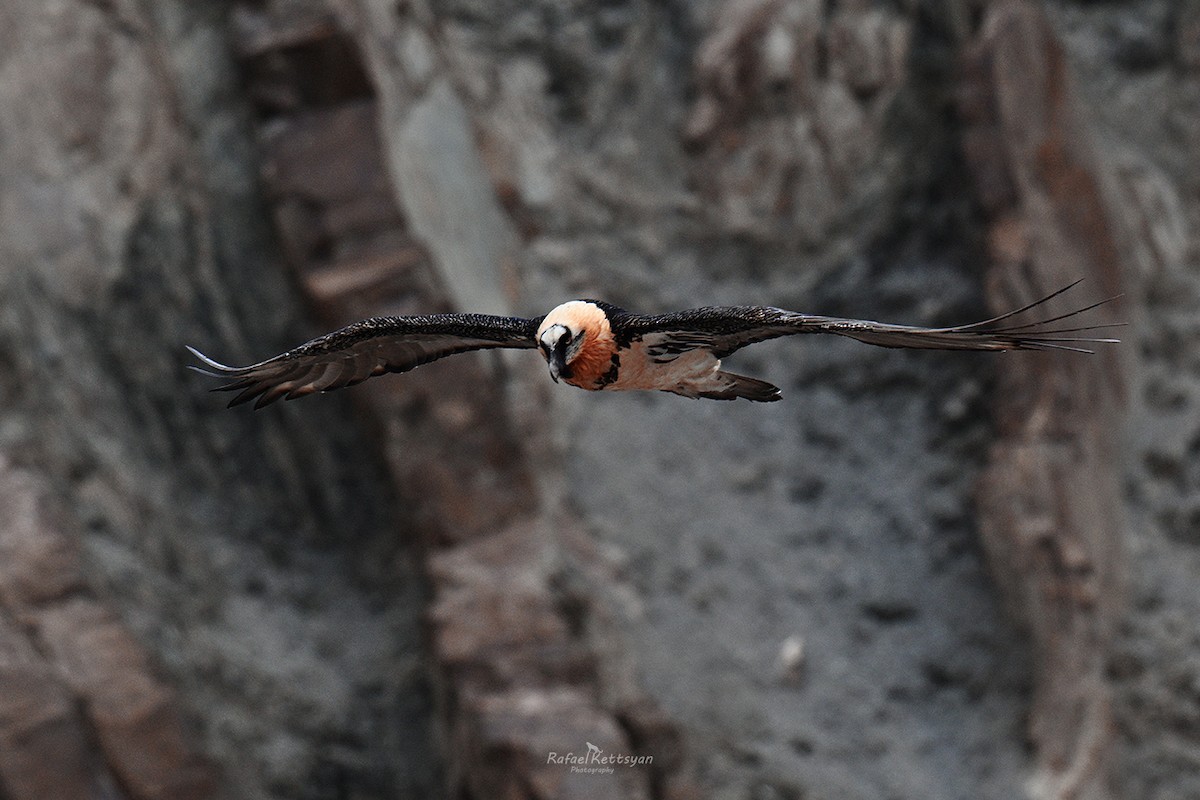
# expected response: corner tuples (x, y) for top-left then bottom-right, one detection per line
(698, 371), (782, 402)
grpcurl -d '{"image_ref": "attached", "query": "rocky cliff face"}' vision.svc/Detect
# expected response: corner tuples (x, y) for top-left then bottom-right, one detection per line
(0, 3), (438, 798)
(0, 1), (1193, 799)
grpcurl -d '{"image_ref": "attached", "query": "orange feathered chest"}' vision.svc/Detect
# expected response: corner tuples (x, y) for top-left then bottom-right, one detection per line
(566, 327), (619, 389)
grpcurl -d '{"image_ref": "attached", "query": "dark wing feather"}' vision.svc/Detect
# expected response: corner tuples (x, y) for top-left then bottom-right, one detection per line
(188, 313), (541, 409)
(619, 282), (1121, 358)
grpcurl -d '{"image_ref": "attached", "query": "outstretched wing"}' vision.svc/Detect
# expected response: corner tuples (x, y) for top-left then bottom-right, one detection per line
(189, 313), (542, 409)
(620, 281), (1121, 359)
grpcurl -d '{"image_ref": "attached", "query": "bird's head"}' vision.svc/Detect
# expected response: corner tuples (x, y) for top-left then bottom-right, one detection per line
(536, 301), (613, 385)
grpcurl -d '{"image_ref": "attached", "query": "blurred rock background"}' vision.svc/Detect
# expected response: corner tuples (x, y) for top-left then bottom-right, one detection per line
(0, 1), (1193, 799)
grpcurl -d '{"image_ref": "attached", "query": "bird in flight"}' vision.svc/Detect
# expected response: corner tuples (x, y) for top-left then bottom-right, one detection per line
(188, 280), (1119, 408)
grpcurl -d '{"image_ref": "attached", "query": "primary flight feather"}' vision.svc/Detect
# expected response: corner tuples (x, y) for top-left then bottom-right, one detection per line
(188, 281), (1120, 409)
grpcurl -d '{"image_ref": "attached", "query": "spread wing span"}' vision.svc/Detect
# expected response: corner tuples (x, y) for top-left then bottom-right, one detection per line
(622, 280), (1122, 359)
(188, 313), (541, 409)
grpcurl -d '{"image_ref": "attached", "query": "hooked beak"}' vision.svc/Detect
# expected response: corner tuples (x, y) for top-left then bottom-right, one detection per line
(540, 323), (574, 384)
(548, 348), (567, 383)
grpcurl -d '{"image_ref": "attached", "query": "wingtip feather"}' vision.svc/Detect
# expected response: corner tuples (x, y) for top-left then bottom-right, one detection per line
(187, 345), (238, 372)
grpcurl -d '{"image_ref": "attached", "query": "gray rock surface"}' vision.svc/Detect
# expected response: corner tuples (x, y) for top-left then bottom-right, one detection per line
(426, 2), (1036, 797)
(2, 1), (1196, 799)
(0, 2), (438, 798)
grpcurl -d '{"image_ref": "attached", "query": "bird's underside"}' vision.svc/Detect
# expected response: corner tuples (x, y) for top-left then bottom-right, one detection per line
(188, 280), (1121, 408)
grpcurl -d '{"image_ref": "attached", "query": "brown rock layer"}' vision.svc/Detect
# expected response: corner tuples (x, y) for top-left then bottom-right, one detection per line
(961, 3), (1128, 799)
(234, 2), (696, 796)
(0, 458), (215, 800)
